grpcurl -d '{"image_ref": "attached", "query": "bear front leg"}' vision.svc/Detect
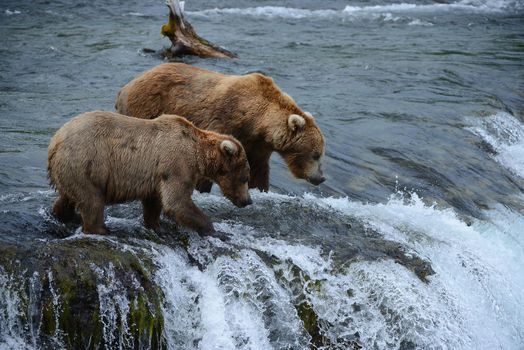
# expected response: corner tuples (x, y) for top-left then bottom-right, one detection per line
(248, 158), (270, 192)
(142, 196), (162, 231)
(173, 200), (215, 235)
(160, 180), (215, 235)
(196, 178), (213, 193)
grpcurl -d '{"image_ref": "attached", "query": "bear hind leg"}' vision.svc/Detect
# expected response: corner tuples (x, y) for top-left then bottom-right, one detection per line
(142, 196), (162, 231)
(78, 194), (108, 235)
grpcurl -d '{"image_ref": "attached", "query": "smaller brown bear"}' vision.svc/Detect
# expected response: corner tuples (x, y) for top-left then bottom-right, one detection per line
(48, 111), (251, 235)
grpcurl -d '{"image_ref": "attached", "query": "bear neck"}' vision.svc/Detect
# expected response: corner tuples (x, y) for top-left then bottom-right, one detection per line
(257, 111), (290, 153)
(255, 102), (305, 153)
(197, 138), (222, 179)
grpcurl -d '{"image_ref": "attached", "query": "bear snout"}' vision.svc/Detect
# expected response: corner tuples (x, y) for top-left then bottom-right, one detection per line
(305, 161), (326, 185)
(307, 176), (326, 185)
(234, 196), (252, 208)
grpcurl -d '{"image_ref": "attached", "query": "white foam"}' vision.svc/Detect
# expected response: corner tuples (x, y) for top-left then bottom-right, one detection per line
(458, 0), (523, 10)
(153, 246), (235, 350)
(0, 268), (32, 350)
(188, 1), (516, 20)
(126, 12), (146, 17)
(341, 1), (507, 14)
(222, 300), (271, 350)
(4, 9), (21, 16)
(91, 263), (133, 349)
(205, 190), (524, 348)
(0, 190), (53, 203)
(214, 207), (468, 348)
(26, 272), (42, 348)
(216, 221), (330, 278)
(46, 271), (66, 348)
(0, 270), (46, 350)
(211, 250), (309, 349)
(467, 111), (524, 178)
(189, 268), (235, 350)
(152, 243), (309, 349)
(309, 192), (524, 348)
(408, 18), (434, 26)
(189, 6), (338, 19)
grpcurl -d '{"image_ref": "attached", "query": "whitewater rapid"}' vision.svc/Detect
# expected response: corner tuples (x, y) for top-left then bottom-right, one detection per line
(147, 189), (524, 349)
(2, 184), (522, 349)
(467, 112), (524, 178)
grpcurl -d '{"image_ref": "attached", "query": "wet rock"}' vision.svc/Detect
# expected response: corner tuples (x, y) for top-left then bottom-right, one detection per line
(0, 191), (437, 349)
(210, 194), (435, 283)
(0, 239), (165, 350)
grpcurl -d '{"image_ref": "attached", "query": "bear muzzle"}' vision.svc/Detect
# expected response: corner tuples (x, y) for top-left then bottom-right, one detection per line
(307, 174), (326, 185)
(233, 196), (253, 208)
(306, 164), (326, 185)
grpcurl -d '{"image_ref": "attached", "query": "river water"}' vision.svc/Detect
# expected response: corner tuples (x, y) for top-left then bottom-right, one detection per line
(1, 0), (523, 349)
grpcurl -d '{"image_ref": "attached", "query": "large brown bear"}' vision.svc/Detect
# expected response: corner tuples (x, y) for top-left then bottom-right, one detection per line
(48, 111), (251, 235)
(115, 63), (325, 192)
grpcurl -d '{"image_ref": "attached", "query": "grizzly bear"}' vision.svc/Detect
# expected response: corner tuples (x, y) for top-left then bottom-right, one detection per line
(115, 63), (325, 192)
(48, 111), (251, 235)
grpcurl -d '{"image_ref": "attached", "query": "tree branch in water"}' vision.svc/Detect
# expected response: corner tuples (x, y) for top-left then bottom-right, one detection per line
(160, 0), (237, 59)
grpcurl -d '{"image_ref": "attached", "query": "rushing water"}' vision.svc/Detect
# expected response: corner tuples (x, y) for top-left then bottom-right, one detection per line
(1, 0), (523, 349)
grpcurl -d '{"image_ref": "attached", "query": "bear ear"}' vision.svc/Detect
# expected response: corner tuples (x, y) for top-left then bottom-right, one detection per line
(220, 140), (238, 157)
(288, 114), (306, 132)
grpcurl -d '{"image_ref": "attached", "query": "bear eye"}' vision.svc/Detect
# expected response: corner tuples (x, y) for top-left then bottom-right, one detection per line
(313, 152), (321, 161)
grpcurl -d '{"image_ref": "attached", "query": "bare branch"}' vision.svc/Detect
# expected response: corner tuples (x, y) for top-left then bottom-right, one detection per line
(160, 0), (237, 59)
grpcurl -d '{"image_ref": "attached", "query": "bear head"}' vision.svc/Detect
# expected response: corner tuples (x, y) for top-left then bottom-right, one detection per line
(283, 112), (326, 185)
(213, 138), (252, 207)
(250, 74), (326, 186)
(270, 108), (326, 186)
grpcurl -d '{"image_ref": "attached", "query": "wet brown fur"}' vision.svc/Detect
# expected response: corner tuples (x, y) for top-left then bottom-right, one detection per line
(48, 111), (250, 234)
(115, 63), (325, 191)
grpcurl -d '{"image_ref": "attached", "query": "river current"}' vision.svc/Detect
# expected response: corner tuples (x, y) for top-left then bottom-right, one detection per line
(1, 0), (523, 349)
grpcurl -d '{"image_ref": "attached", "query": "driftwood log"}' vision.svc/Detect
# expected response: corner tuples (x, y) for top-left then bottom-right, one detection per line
(160, 0), (237, 59)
